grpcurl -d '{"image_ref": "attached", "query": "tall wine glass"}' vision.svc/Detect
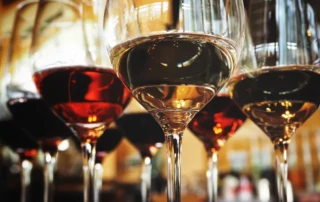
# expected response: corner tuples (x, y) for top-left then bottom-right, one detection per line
(0, 120), (38, 202)
(116, 107), (165, 202)
(30, 1), (131, 202)
(188, 87), (246, 202)
(227, 0), (320, 201)
(5, 2), (74, 202)
(104, 1), (245, 201)
(94, 128), (123, 202)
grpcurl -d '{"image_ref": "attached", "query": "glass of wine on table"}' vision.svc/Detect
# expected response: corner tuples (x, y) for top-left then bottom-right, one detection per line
(103, 0), (246, 201)
(188, 87), (246, 202)
(5, 1), (74, 202)
(227, 0), (320, 201)
(30, 1), (131, 202)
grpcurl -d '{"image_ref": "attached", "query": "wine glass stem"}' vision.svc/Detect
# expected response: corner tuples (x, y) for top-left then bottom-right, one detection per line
(165, 132), (183, 202)
(207, 151), (218, 202)
(274, 142), (289, 202)
(94, 163), (104, 202)
(43, 152), (57, 202)
(82, 142), (96, 202)
(20, 160), (33, 202)
(141, 156), (152, 202)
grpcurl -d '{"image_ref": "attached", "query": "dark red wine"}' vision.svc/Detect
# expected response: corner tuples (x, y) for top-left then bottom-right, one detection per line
(188, 95), (246, 152)
(95, 129), (123, 163)
(228, 66), (320, 143)
(0, 120), (38, 160)
(116, 113), (165, 158)
(7, 98), (73, 153)
(33, 66), (131, 142)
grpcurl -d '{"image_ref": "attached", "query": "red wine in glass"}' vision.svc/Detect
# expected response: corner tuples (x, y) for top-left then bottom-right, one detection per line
(188, 94), (246, 202)
(33, 66), (131, 142)
(188, 94), (247, 152)
(7, 98), (73, 153)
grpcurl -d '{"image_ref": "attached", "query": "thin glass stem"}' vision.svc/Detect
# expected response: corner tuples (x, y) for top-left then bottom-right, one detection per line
(43, 152), (57, 202)
(82, 142), (96, 202)
(274, 142), (289, 202)
(94, 163), (103, 202)
(20, 160), (33, 202)
(165, 130), (183, 202)
(141, 156), (152, 202)
(207, 151), (218, 202)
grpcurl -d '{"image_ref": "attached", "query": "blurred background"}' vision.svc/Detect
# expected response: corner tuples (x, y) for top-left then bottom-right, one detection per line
(1, 0), (320, 202)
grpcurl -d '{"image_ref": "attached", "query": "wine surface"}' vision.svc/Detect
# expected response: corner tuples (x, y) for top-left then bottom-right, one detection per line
(33, 66), (131, 142)
(7, 98), (72, 152)
(110, 33), (238, 124)
(116, 113), (165, 158)
(188, 95), (246, 153)
(229, 66), (320, 143)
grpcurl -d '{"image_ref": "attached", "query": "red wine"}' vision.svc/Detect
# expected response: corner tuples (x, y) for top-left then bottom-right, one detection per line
(7, 98), (73, 153)
(110, 34), (238, 123)
(33, 66), (131, 142)
(95, 129), (123, 163)
(116, 113), (165, 158)
(188, 95), (246, 152)
(228, 66), (320, 143)
(0, 120), (38, 159)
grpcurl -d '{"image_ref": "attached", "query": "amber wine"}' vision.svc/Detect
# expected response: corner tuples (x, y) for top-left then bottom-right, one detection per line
(229, 66), (320, 143)
(110, 33), (238, 122)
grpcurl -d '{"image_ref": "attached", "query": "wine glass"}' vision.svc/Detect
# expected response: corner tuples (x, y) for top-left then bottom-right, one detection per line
(103, 1), (246, 201)
(94, 128), (123, 202)
(4, 1), (75, 202)
(116, 103), (165, 202)
(0, 120), (38, 202)
(30, 1), (131, 202)
(188, 87), (246, 202)
(227, 0), (320, 201)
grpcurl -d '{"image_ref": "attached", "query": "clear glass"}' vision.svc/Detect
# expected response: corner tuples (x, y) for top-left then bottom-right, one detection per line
(4, 1), (72, 202)
(30, 1), (130, 202)
(228, 1), (320, 201)
(103, 1), (246, 202)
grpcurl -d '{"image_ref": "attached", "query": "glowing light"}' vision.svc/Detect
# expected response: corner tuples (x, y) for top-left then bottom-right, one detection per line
(144, 157), (151, 164)
(149, 146), (159, 156)
(88, 115), (97, 123)
(58, 139), (70, 151)
(213, 123), (223, 134)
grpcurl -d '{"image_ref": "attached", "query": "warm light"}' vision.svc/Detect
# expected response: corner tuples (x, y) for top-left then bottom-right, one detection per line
(149, 145), (159, 156)
(58, 139), (70, 151)
(144, 157), (151, 165)
(282, 110), (295, 119)
(217, 139), (225, 148)
(213, 123), (223, 134)
(174, 100), (186, 109)
(88, 115), (97, 123)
